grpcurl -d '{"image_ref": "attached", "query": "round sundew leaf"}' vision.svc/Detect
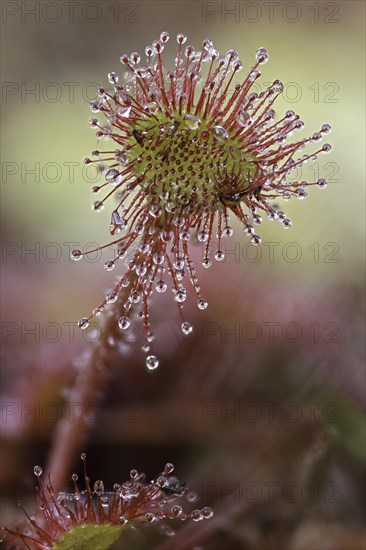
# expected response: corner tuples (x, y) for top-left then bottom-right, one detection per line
(53, 524), (125, 550)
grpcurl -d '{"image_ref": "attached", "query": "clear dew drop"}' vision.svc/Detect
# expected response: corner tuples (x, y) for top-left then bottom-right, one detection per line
(94, 480), (104, 496)
(183, 114), (201, 130)
(198, 299), (208, 310)
(108, 71), (118, 84)
(237, 109), (252, 127)
(229, 146), (243, 161)
(160, 31), (170, 43)
(181, 321), (193, 335)
(256, 47), (268, 64)
(176, 33), (187, 44)
(105, 168), (122, 185)
(213, 126), (228, 141)
(146, 355), (159, 371)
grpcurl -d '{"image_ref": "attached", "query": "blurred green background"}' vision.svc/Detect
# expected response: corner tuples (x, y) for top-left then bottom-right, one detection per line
(1, 1), (365, 548)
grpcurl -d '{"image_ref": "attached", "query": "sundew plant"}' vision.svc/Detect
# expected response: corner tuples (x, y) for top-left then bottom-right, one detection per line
(75, 32), (331, 370)
(2, 32), (332, 550)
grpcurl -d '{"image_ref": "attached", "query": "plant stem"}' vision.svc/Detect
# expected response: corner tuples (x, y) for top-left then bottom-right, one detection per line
(46, 302), (125, 489)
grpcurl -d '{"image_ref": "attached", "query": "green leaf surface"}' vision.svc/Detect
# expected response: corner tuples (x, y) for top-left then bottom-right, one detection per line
(53, 524), (125, 550)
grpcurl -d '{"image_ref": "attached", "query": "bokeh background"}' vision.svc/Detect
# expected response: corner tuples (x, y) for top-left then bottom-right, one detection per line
(1, 1), (365, 548)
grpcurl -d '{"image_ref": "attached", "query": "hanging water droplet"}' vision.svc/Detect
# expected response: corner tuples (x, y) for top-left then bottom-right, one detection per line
(118, 316), (130, 330)
(173, 258), (185, 270)
(183, 114), (201, 130)
(181, 321), (193, 335)
(222, 226), (233, 237)
(282, 218), (292, 229)
(191, 509), (203, 521)
(213, 126), (228, 141)
(197, 299), (208, 310)
(71, 249), (83, 261)
(232, 60), (243, 72)
(197, 230), (208, 242)
(202, 257), (212, 268)
(155, 280), (167, 293)
(295, 188), (308, 199)
(322, 143), (332, 153)
(129, 291), (141, 303)
(214, 250), (225, 261)
(175, 289), (187, 303)
(104, 260), (115, 271)
(105, 168), (121, 184)
(33, 466), (42, 477)
(317, 178), (327, 189)
(153, 253), (165, 265)
(115, 151), (129, 166)
(251, 234), (261, 245)
(146, 355), (159, 371)
(106, 291), (117, 303)
(202, 507), (214, 518)
(164, 462), (175, 474)
(93, 200), (104, 211)
(78, 318), (89, 330)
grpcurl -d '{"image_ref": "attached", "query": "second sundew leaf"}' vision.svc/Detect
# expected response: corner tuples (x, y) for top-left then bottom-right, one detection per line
(53, 524), (125, 550)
